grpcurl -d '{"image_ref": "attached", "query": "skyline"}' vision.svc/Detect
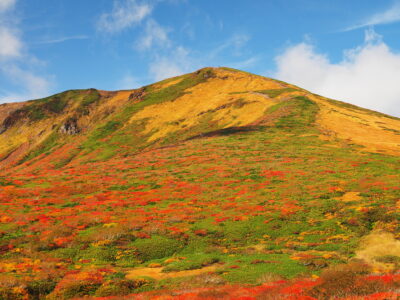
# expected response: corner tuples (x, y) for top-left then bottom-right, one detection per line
(0, 0), (400, 116)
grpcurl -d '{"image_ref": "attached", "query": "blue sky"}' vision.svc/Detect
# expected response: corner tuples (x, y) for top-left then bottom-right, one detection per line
(1, 0), (400, 116)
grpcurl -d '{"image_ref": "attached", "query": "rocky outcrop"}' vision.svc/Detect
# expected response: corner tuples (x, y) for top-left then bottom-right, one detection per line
(59, 118), (80, 135)
(129, 88), (145, 101)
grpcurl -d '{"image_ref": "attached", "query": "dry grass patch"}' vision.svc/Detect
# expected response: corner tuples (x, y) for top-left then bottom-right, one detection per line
(356, 230), (400, 272)
(126, 265), (217, 281)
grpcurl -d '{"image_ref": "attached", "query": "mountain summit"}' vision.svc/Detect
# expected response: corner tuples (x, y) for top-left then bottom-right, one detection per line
(0, 68), (399, 299)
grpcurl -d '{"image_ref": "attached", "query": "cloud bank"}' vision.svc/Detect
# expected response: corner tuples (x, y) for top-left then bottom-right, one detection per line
(274, 29), (400, 117)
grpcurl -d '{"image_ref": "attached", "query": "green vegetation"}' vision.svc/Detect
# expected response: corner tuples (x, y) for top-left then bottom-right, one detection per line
(19, 91), (72, 121)
(76, 89), (101, 115)
(20, 131), (60, 163)
(132, 236), (183, 261)
(0, 68), (399, 299)
(257, 87), (297, 98)
(80, 68), (216, 159)
(163, 254), (219, 272)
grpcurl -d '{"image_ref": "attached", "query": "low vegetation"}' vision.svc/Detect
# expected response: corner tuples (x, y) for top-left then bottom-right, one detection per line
(0, 68), (399, 299)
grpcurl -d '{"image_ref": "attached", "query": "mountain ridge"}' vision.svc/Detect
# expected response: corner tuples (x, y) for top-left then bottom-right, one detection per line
(0, 67), (399, 171)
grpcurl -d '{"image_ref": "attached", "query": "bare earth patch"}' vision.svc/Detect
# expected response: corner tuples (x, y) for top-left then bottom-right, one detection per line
(126, 265), (217, 280)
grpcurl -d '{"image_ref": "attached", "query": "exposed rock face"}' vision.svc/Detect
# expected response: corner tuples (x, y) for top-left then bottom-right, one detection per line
(196, 68), (216, 79)
(59, 118), (80, 135)
(129, 88), (145, 101)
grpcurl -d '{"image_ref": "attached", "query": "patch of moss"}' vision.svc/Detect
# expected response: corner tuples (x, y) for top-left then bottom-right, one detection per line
(132, 236), (183, 261)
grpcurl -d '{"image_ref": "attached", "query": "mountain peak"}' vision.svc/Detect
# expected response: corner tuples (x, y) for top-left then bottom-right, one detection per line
(0, 68), (399, 170)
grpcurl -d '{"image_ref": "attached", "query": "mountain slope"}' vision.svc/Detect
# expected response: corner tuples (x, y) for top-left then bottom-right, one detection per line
(0, 68), (399, 299)
(1, 67), (399, 172)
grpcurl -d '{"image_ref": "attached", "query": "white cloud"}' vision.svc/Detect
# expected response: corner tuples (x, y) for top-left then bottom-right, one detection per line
(149, 46), (194, 81)
(0, 26), (22, 58)
(274, 28), (400, 117)
(97, 0), (152, 33)
(0, 0), (15, 12)
(0, 64), (52, 102)
(346, 2), (400, 31)
(0, 0), (52, 103)
(136, 19), (170, 51)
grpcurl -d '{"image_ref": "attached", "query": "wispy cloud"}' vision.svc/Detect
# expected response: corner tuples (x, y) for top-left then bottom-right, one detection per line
(0, 64), (52, 102)
(210, 34), (251, 58)
(345, 1), (400, 31)
(135, 19), (171, 51)
(149, 46), (195, 81)
(97, 0), (152, 33)
(115, 73), (141, 89)
(35, 35), (89, 45)
(0, 0), (16, 13)
(228, 56), (259, 69)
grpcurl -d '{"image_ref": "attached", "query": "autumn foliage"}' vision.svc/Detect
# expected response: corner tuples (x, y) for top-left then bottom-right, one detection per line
(0, 68), (399, 299)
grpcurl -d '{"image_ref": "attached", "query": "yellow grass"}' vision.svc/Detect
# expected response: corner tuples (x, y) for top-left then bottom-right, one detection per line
(356, 230), (400, 272)
(126, 265), (217, 280)
(309, 94), (400, 156)
(335, 192), (362, 202)
(129, 68), (283, 142)
(154, 77), (184, 90)
(0, 90), (134, 169)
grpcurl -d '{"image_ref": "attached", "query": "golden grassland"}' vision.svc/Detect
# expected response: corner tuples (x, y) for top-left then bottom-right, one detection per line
(128, 68), (282, 142)
(310, 94), (400, 156)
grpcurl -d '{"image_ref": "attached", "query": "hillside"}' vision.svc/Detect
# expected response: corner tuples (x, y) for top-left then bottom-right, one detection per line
(0, 67), (399, 299)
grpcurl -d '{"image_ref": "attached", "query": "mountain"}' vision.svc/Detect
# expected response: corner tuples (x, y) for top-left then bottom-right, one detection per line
(0, 67), (399, 299)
